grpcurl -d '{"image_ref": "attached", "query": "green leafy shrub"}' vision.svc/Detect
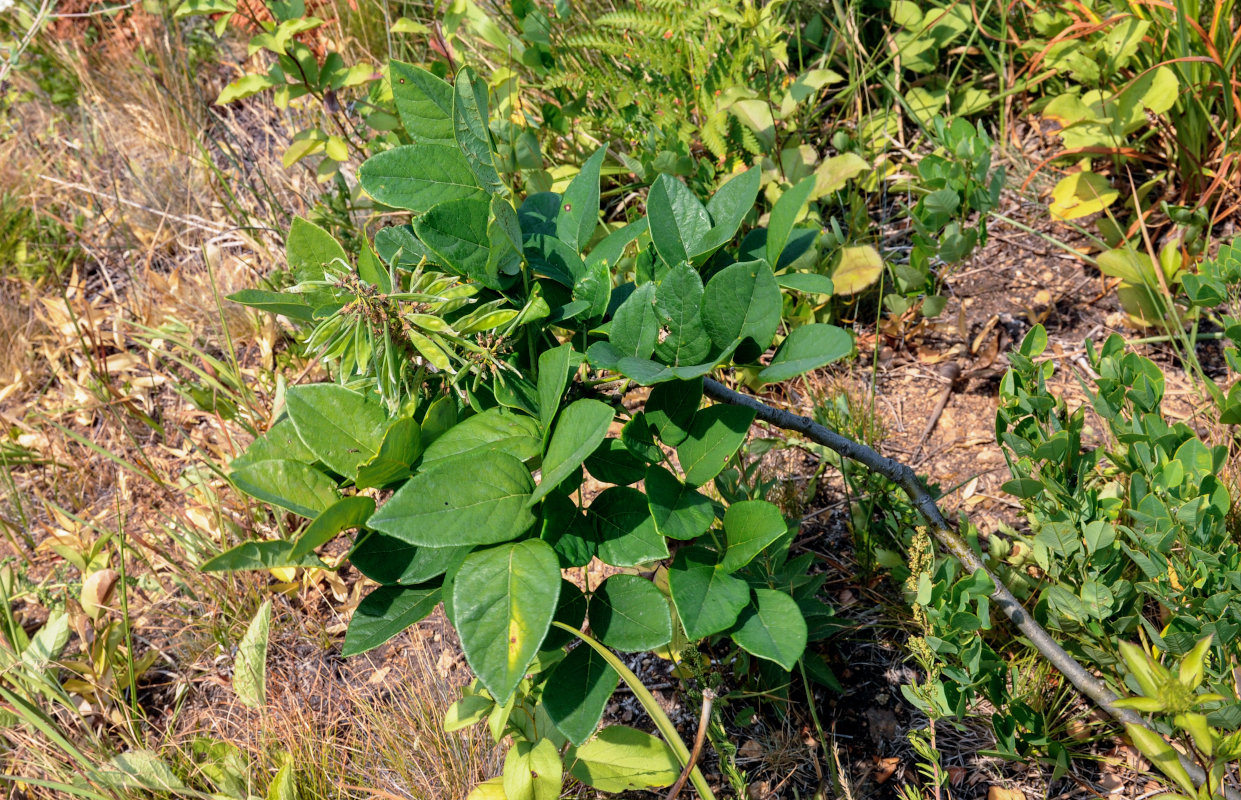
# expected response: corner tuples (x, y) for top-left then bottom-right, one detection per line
(215, 58), (856, 797)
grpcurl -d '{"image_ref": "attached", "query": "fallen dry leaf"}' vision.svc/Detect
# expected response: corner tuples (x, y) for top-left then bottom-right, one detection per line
(988, 786), (1025, 800)
(874, 756), (899, 784)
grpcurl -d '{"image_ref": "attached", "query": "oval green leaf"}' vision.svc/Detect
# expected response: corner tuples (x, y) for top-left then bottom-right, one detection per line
(452, 540), (562, 702)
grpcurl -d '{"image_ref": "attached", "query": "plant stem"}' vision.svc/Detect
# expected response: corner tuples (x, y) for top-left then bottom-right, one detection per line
(700, 377), (1239, 800)
(554, 623), (716, 800)
(665, 688), (714, 800)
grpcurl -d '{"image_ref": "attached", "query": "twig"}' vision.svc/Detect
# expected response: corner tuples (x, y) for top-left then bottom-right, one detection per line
(665, 689), (715, 800)
(700, 377), (1239, 800)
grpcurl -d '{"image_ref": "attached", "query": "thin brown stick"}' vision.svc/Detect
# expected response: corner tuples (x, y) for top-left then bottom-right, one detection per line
(665, 688), (715, 800)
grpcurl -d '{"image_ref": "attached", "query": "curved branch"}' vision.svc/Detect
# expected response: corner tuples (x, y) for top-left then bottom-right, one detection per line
(702, 377), (1234, 800)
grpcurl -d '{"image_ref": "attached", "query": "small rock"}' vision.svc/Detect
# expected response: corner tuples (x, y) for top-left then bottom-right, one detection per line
(865, 706), (899, 743)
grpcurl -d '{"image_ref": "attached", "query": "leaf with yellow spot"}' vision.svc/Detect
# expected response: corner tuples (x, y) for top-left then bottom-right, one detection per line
(452, 540), (561, 703)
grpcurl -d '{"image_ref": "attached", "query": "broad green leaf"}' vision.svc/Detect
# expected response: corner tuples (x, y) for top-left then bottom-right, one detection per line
(694, 166), (760, 262)
(592, 574), (673, 652)
(568, 726), (681, 792)
(557, 147), (607, 251)
(776, 273), (835, 296)
(267, 763), (296, 800)
(766, 175), (816, 266)
(356, 417), (422, 489)
(540, 580), (589, 651)
(231, 417), (317, 470)
(609, 281), (659, 359)
(645, 379), (701, 446)
(1097, 246), (1157, 286)
(621, 413), (662, 462)
(350, 532), (469, 585)
(700, 260), (781, 352)
(358, 144), (484, 213)
(286, 216), (347, 282)
(668, 546), (750, 640)
(390, 59), (455, 145)
(369, 451), (535, 547)
(589, 487), (669, 567)
(1049, 171), (1117, 221)
(374, 223), (435, 269)
(537, 344), (579, 433)
(531, 399), (614, 503)
(22, 612), (68, 671)
(226, 289), (314, 322)
(285, 383), (389, 479)
(414, 196), (502, 288)
(453, 67), (505, 195)
(357, 240), (391, 293)
(235, 600), (270, 708)
(830, 245), (883, 295)
(719, 500), (788, 573)
(584, 438), (646, 485)
(342, 585), (441, 656)
(421, 409), (541, 464)
(653, 262), (711, 365)
(676, 404), (755, 487)
(730, 588), (808, 670)
(647, 174), (711, 266)
(586, 218), (647, 270)
(757, 324), (853, 383)
(230, 460), (339, 518)
(290, 495), (375, 557)
(216, 72), (282, 105)
(525, 232), (586, 286)
(453, 540), (561, 702)
(201, 539), (326, 572)
(812, 153), (870, 198)
(540, 493), (597, 568)
(444, 693), (494, 731)
(175, 0), (236, 17)
(544, 643), (619, 745)
(645, 465), (714, 540)
(504, 738), (562, 800)
(101, 750), (188, 792)
(467, 778), (508, 800)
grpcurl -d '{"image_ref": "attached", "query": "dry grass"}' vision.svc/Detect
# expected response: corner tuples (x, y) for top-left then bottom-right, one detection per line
(0, 9), (512, 797)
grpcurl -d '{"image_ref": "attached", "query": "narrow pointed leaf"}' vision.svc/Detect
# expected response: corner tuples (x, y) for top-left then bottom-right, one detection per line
(557, 147), (606, 251)
(453, 67), (504, 195)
